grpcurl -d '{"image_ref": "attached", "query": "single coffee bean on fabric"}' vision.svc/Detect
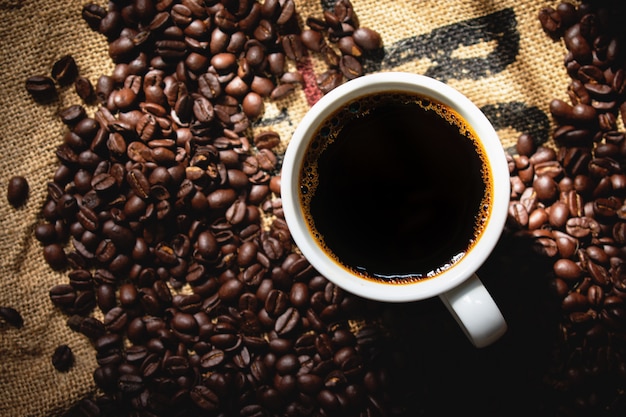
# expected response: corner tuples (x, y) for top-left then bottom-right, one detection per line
(0, 306), (24, 329)
(51, 344), (74, 372)
(6, 175), (29, 207)
(25, 75), (56, 99)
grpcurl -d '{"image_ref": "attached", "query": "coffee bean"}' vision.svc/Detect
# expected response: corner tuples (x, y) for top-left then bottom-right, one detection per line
(43, 244), (68, 270)
(275, 307), (300, 335)
(193, 96), (214, 123)
(0, 306), (24, 329)
(6, 176), (29, 207)
(51, 55), (79, 85)
(566, 216), (600, 238)
(242, 92), (264, 119)
(352, 27), (382, 50)
(104, 306), (128, 332)
(91, 173), (117, 192)
(339, 55), (363, 80)
(301, 29), (325, 52)
(25, 75), (57, 100)
(539, 7), (561, 36)
(81, 3), (106, 30)
(534, 175), (559, 202)
(59, 105), (87, 126)
(118, 373), (143, 394)
(190, 385), (219, 411)
(553, 259), (583, 281)
(549, 201), (570, 228)
(281, 34), (304, 62)
(52, 344), (74, 372)
(218, 278), (244, 302)
(74, 77), (94, 101)
(317, 70), (343, 94)
(296, 373), (323, 395)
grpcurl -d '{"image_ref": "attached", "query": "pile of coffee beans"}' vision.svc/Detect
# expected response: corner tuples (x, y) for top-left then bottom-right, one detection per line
(506, 1), (626, 414)
(23, 1), (392, 416)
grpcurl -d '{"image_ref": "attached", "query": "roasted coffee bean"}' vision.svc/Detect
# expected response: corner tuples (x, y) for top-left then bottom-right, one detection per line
(566, 216), (600, 238)
(25, 75), (56, 99)
(91, 173), (117, 192)
(275, 306), (299, 335)
(296, 374), (324, 394)
(200, 349), (225, 369)
(0, 306), (24, 329)
(6, 176), (29, 207)
(562, 291), (589, 311)
(270, 83), (295, 100)
(281, 34), (304, 62)
(193, 96), (214, 123)
(317, 70), (343, 94)
(265, 289), (288, 317)
(218, 278), (244, 302)
(81, 3), (106, 30)
(539, 7), (561, 35)
(59, 105), (87, 126)
(52, 344), (74, 372)
(78, 317), (105, 340)
(51, 55), (79, 85)
(127, 169), (150, 199)
(242, 92), (264, 119)
(339, 55), (363, 80)
(352, 27), (382, 50)
(548, 201), (570, 228)
(74, 77), (94, 101)
(190, 385), (219, 411)
(588, 261), (610, 286)
(104, 306), (128, 332)
(534, 175), (559, 202)
(553, 259), (583, 281)
(301, 29), (325, 52)
(43, 244), (68, 270)
(508, 202), (529, 227)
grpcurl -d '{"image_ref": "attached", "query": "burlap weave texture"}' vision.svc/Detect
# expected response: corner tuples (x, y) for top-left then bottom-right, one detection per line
(0, 1), (570, 416)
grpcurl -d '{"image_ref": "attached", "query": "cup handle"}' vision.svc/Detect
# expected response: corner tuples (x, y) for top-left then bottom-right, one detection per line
(438, 273), (507, 348)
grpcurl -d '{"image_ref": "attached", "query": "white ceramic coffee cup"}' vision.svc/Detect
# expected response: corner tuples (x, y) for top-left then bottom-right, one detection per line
(281, 72), (509, 348)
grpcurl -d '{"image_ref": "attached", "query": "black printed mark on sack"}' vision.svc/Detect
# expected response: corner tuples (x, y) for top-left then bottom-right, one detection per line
(253, 107), (293, 128)
(362, 8), (519, 83)
(480, 102), (550, 146)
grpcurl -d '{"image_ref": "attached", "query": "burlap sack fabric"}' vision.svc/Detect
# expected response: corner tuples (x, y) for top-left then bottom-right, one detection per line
(0, 0), (577, 416)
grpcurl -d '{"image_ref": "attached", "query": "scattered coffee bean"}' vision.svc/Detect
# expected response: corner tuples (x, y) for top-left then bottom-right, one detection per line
(25, 75), (56, 100)
(51, 344), (74, 372)
(0, 306), (23, 329)
(6, 175), (29, 207)
(51, 55), (78, 85)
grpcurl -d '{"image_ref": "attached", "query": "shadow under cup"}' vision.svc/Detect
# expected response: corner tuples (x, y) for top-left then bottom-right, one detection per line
(282, 73), (510, 305)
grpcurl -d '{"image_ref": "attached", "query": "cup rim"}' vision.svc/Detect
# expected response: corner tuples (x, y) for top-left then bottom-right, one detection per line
(281, 72), (510, 302)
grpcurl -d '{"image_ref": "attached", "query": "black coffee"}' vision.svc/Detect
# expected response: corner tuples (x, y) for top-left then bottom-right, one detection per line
(299, 92), (493, 284)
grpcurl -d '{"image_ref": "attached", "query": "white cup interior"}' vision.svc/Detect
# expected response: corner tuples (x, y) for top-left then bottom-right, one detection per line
(281, 72), (510, 302)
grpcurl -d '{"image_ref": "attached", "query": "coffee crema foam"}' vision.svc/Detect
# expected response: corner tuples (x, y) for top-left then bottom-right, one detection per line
(299, 92), (493, 284)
